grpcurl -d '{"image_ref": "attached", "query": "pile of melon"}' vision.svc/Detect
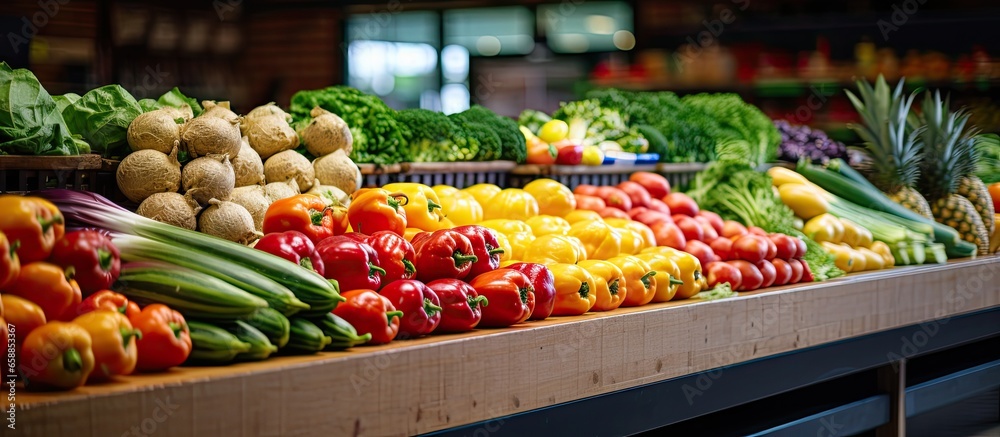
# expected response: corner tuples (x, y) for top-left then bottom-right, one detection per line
(118, 101), (361, 245)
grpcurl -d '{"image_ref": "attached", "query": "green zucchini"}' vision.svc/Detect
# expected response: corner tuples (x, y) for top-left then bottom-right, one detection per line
(314, 313), (371, 350)
(285, 317), (331, 354)
(117, 262), (268, 319)
(230, 320), (277, 361)
(187, 321), (251, 365)
(239, 308), (291, 348)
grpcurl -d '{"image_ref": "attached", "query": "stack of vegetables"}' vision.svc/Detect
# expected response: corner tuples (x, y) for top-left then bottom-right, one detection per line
(119, 93), (363, 247)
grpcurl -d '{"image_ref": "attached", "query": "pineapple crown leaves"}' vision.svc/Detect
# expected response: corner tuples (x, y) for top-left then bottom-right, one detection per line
(844, 75), (923, 192)
(912, 90), (980, 199)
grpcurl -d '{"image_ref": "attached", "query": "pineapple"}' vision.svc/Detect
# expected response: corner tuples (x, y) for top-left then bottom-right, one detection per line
(956, 174), (995, 235)
(845, 76), (933, 219)
(914, 91), (990, 255)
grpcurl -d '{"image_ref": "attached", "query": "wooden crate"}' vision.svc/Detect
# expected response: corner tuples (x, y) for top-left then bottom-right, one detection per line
(395, 161), (517, 189)
(0, 155), (123, 200)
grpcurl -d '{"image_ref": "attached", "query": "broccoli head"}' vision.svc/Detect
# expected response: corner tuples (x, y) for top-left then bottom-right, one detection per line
(450, 106), (526, 163)
(396, 109), (478, 162)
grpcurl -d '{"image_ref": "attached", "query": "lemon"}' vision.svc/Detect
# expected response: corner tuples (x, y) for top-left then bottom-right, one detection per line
(582, 146), (604, 166)
(538, 120), (569, 143)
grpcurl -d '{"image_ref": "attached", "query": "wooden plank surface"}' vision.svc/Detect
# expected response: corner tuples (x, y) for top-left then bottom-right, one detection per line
(14, 257), (1000, 436)
(0, 155), (103, 170)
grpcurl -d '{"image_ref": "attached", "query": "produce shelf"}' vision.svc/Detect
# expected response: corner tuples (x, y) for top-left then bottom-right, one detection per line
(509, 163), (661, 189)
(16, 257), (1000, 437)
(0, 154), (123, 201)
(396, 161), (518, 189)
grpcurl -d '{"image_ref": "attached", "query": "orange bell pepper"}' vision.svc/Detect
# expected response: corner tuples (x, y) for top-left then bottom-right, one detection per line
(568, 220), (622, 260)
(73, 310), (141, 379)
(130, 304), (192, 371)
(608, 256), (657, 307)
(525, 215), (571, 237)
(548, 263), (597, 316)
(523, 179), (576, 217)
(6, 262), (81, 322)
(263, 194), (346, 243)
(1, 294), (47, 343)
(346, 188), (409, 235)
(382, 183), (446, 231)
(0, 196), (65, 263)
(635, 253), (684, 302)
(522, 235), (587, 265)
(20, 322), (94, 390)
(0, 230), (20, 290)
(578, 260), (626, 312)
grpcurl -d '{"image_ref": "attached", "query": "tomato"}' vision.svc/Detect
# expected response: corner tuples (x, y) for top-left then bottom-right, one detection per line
(748, 226), (768, 236)
(705, 261), (742, 289)
(674, 216), (704, 242)
(684, 240), (717, 267)
(721, 220), (749, 238)
(628, 207), (649, 219)
(574, 194), (606, 212)
(989, 182), (1000, 212)
(598, 207), (630, 219)
(663, 193), (699, 216)
(616, 181), (651, 208)
(573, 185), (600, 196)
(709, 237), (733, 261)
(769, 234), (797, 260)
(792, 237), (807, 259)
(771, 259), (793, 286)
(697, 211), (724, 234)
(728, 260), (763, 291)
(596, 187), (632, 211)
(650, 222), (686, 249)
(633, 211), (672, 227)
(647, 198), (671, 214)
(732, 235), (767, 263)
(763, 237), (778, 260)
(628, 172), (671, 199)
(756, 260), (777, 288)
(694, 216), (719, 241)
(538, 120), (569, 143)
(787, 258), (805, 283)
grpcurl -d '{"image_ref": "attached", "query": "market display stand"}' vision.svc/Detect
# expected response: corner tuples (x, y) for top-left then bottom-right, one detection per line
(16, 257), (1000, 436)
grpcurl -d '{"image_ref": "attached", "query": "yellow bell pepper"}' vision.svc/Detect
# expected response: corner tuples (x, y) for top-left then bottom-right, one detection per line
(432, 185), (460, 198)
(857, 247), (884, 270)
(635, 252), (683, 302)
(382, 183), (446, 231)
(608, 256), (657, 307)
(438, 191), (483, 226)
(403, 227), (425, 242)
(548, 263), (597, 316)
(494, 232), (513, 262)
(563, 209), (602, 224)
(804, 213), (844, 244)
(482, 189), (539, 221)
(821, 242), (856, 272)
(779, 183), (829, 219)
(568, 220), (621, 260)
(613, 228), (643, 255)
(525, 215), (571, 236)
(522, 234), (588, 265)
(578, 260), (626, 312)
(868, 241), (895, 267)
(478, 219), (533, 236)
(506, 232), (535, 261)
(640, 246), (704, 299)
(767, 166), (814, 187)
(523, 179), (576, 217)
(604, 218), (656, 251)
(838, 218), (873, 248)
(462, 183), (502, 206)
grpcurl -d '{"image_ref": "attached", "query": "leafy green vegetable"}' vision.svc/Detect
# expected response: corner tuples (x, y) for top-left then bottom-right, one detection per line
(289, 86), (408, 164)
(397, 108), (478, 162)
(138, 98), (162, 112)
(62, 85), (142, 158)
(517, 109), (551, 134)
(552, 99), (630, 147)
(53, 93), (80, 115)
(451, 106), (526, 163)
(0, 62), (89, 155)
(450, 115), (501, 161)
(681, 93), (780, 168)
(975, 133), (1000, 184)
(158, 87), (202, 116)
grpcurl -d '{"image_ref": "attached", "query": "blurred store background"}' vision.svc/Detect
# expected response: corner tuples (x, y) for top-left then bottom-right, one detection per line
(4, 0), (1000, 138)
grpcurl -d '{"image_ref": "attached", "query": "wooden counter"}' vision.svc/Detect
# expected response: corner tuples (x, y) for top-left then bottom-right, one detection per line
(15, 257), (1000, 436)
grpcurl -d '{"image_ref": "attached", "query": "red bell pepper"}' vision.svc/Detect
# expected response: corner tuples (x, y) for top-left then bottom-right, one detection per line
(254, 230), (325, 276)
(262, 194), (343, 244)
(347, 188), (408, 236)
(412, 229), (478, 282)
(129, 304), (192, 371)
(0, 230), (20, 290)
(506, 262), (555, 321)
(48, 230), (121, 295)
(333, 289), (402, 345)
(378, 280), (442, 338)
(367, 231), (417, 284)
(316, 236), (386, 291)
(341, 232), (370, 243)
(469, 269), (534, 328)
(451, 225), (503, 278)
(556, 145), (583, 165)
(75, 290), (140, 319)
(427, 279), (488, 333)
